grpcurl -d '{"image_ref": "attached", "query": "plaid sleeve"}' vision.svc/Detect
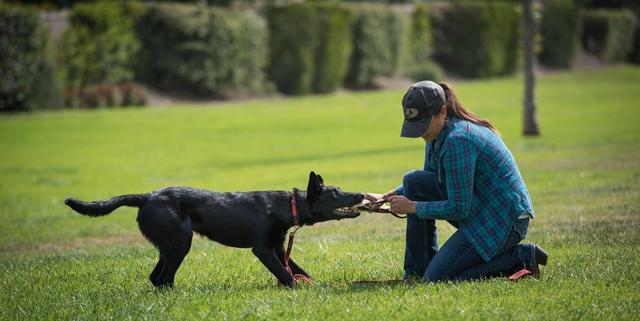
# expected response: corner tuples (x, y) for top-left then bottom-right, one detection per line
(415, 135), (476, 220)
(394, 184), (403, 195)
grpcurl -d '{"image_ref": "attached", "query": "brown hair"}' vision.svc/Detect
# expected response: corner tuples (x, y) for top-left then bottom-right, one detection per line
(438, 82), (499, 134)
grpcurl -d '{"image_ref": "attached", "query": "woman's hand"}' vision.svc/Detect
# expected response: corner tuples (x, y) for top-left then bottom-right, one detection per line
(364, 192), (384, 203)
(388, 195), (417, 214)
(364, 190), (397, 209)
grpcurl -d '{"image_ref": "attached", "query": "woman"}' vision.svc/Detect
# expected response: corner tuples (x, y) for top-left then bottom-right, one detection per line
(365, 81), (547, 282)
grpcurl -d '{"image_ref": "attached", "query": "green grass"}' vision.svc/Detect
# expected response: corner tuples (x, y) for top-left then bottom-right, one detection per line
(1, 66), (639, 320)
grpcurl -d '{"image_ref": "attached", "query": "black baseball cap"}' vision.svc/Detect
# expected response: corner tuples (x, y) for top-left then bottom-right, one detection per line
(400, 81), (446, 138)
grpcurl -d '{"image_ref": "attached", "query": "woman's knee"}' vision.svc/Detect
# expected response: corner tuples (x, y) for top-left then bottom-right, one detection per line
(423, 264), (452, 283)
(422, 231), (477, 283)
(402, 170), (423, 197)
(402, 170), (421, 187)
(422, 252), (455, 283)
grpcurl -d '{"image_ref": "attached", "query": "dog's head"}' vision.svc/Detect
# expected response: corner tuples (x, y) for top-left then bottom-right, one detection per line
(304, 171), (364, 224)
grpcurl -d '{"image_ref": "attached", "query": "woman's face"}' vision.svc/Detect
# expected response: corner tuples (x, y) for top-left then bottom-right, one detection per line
(421, 106), (447, 142)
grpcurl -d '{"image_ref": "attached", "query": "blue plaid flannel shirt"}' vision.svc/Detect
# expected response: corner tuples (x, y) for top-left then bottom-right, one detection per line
(395, 116), (534, 261)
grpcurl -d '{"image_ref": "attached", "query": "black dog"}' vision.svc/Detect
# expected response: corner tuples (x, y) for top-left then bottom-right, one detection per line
(65, 172), (364, 288)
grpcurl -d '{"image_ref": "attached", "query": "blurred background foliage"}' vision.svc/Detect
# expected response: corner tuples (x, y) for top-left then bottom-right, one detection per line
(1, 0), (639, 111)
(136, 3), (271, 98)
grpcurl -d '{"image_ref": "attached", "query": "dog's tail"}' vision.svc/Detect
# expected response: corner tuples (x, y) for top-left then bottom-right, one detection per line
(65, 193), (150, 217)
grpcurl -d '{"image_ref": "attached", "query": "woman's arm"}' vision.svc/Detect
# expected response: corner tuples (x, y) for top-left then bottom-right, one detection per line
(414, 135), (477, 220)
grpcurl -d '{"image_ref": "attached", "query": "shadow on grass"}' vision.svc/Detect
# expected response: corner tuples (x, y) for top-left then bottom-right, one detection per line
(348, 279), (408, 287)
(174, 278), (413, 293)
(338, 279), (418, 291)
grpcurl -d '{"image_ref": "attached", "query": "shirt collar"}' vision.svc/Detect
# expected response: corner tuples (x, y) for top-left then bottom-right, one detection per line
(434, 116), (456, 146)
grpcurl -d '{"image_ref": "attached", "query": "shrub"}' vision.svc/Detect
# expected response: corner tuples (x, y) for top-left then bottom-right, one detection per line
(345, 5), (401, 88)
(345, 4), (412, 88)
(633, 26), (640, 64)
(268, 2), (353, 95)
(58, 2), (140, 89)
(135, 3), (270, 98)
(149, 0), (234, 5)
(0, 5), (56, 111)
(385, 7), (406, 76)
(63, 82), (146, 108)
(313, 4), (354, 93)
(582, 9), (638, 62)
(120, 83), (147, 106)
(431, 2), (521, 78)
(402, 4), (443, 82)
(407, 4), (432, 66)
(539, 0), (581, 68)
(406, 60), (444, 82)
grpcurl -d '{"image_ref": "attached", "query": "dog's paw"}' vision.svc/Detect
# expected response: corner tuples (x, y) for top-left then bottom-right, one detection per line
(153, 282), (174, 290)
(293, 274), (314, 285)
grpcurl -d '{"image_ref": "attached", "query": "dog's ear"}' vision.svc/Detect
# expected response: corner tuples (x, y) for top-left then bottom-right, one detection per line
(316, 174), (324, 186)
(308, 171), (317, 185)
(307, 171), (321, 197)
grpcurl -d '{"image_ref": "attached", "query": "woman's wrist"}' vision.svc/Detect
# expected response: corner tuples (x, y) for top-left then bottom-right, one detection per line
(410, 201), (417, 214)
(387, 195), (418, 214)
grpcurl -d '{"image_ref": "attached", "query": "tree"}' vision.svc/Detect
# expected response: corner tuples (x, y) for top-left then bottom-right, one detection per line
(522, 0), (541, 136)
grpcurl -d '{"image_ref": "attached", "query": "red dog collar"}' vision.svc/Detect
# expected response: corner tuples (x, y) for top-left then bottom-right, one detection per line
(290, 194), (300, 226)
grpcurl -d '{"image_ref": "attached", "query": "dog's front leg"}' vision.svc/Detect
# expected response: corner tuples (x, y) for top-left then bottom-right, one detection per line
(275, 245), (311, 280)
(252, 246), (295, 287)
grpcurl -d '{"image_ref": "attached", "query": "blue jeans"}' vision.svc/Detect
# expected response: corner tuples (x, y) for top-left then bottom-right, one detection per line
(402, 170), (535, 282)
(402, 170), (442, 279)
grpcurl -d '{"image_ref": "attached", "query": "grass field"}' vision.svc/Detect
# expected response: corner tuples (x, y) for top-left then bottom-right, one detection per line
(1, 66), (639, 320)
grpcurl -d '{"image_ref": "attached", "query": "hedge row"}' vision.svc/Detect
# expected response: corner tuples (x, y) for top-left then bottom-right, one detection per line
(405, 4), (443, 82)
(582, 9), (638, 62)
(10, 1), (604, 110)
(407, 5), (432, 67)
(0, 5), (55, 111)
(539, 0), (581, 68)
(59, 2), (140, 89)
(63, 82), (146, 109)
(430, 2), (521, 78)
(345, 4), (404, 88)
(268, 3), (353, 95)
(634, 24), (640, 64)
(136, 3), (270, 98)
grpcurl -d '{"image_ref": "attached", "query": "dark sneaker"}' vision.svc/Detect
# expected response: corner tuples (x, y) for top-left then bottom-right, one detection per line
(527, 244), (548, 278)
(510, 244), (548, 281)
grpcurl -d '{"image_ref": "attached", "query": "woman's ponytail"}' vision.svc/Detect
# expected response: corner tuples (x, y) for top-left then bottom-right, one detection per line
(438, 82), (499, 134)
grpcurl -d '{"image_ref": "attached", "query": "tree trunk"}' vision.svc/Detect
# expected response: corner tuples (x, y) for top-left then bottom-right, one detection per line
(523, 0), (540, 136)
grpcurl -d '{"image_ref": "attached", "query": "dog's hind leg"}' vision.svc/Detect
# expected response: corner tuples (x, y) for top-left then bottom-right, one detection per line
(154, 223), (192, 288)
(149, 257), (165, 286)
(137, 201), (193, 288)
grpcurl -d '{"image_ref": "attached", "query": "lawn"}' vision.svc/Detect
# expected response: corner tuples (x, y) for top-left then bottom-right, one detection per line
(0, 66), (639, 320)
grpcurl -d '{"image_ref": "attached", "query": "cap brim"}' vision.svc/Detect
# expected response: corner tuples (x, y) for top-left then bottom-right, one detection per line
(400, 115), (432, 138)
